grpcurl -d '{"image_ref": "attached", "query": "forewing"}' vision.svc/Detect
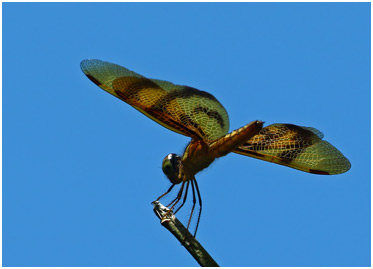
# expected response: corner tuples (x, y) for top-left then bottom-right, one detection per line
(80, 59), (229, 141)
(234, 123), (351, 175)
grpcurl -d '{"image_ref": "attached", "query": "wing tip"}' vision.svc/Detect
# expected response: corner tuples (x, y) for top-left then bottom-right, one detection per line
(80, 59), (101, 71)
(80, 59), (104, 86)
(309, 157), (351, 175)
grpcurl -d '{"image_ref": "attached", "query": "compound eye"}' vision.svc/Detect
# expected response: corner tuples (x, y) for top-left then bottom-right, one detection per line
(162, 153), (182, 184)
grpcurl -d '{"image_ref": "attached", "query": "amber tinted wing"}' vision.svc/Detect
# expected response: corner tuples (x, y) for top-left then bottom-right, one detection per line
(234, 123), (351, 175)
(80, 59), (229, 141)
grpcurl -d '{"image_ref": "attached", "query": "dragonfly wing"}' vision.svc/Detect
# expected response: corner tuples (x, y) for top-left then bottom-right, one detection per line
(234, 123), (351, 175)
(81, 59), (229, 141)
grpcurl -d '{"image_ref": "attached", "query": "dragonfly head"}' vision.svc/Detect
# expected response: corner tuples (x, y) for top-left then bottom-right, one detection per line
(162, 153), (182, 184)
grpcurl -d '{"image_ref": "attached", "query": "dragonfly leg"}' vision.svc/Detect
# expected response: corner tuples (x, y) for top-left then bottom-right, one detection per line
(156, 183), (175, 201)
(166, 180), (186, 211)
(189, 177), (202, 238)
(174, 180), (190, 214)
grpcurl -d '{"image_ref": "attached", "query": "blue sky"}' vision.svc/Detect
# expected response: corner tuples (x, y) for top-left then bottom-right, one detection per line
(3, 2), (370, 267)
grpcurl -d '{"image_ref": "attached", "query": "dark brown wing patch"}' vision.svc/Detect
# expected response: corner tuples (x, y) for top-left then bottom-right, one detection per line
(235, 124), (351, 175)
(81, 59), (230, 141)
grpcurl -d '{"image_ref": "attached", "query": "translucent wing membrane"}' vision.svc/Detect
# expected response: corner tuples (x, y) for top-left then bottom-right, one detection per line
(80, 59), (229, 141)
(234, 124), (351, 175)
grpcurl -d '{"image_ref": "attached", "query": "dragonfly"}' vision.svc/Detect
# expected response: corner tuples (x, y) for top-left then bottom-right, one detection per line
(80, 59), (351, 237)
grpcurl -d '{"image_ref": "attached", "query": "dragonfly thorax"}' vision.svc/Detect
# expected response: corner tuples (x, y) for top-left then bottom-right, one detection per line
(162, 140), (217, 185)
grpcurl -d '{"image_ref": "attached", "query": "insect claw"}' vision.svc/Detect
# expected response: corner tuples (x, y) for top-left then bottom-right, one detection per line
(152, 201), (174, 220)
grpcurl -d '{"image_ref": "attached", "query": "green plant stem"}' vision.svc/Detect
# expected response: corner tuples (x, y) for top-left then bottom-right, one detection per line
(152, 201), (219, 267)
